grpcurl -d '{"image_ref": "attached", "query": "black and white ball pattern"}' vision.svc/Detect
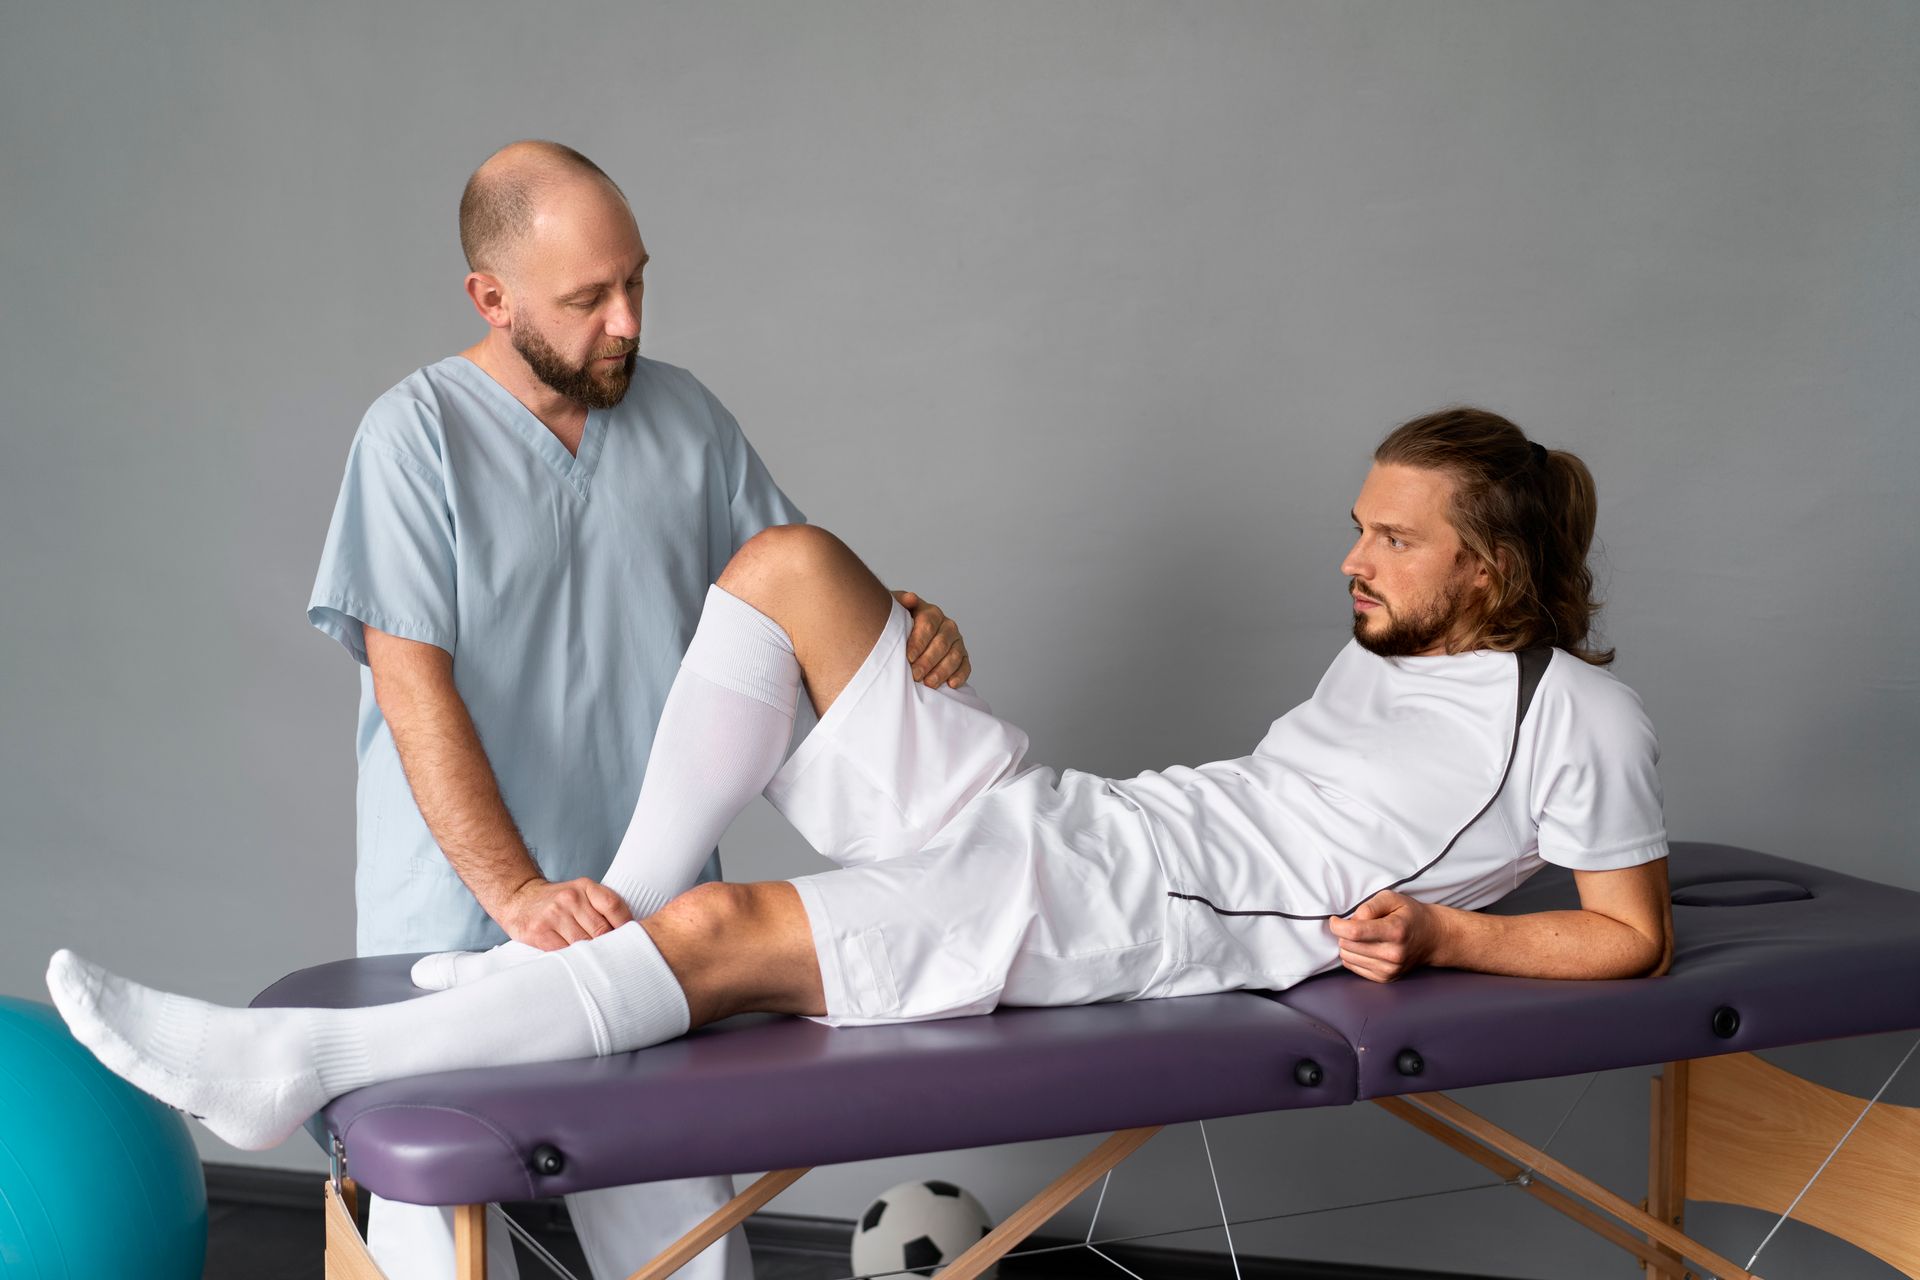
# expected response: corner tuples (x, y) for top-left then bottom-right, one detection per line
(850, 1179), (996, 1278)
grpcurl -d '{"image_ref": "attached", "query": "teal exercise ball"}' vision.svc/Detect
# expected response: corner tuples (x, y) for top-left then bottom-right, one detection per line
(0, 995), (207, 1278)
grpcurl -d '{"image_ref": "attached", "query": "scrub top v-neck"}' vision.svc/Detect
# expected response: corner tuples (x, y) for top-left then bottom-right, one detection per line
(455, 358), (608, 496)
(310, 354), (805, 955)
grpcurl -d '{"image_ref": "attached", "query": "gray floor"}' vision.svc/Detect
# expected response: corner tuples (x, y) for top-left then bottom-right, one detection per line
(202, 1196), (1504, 1280)
(204, 1200), (834, 1280)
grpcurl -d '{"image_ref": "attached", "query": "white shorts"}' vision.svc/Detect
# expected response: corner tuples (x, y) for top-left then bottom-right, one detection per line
(765, 602), (1174, 1026)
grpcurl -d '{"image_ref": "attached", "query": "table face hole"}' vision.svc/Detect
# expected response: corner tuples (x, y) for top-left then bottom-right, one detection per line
(1670, 878), (1813, 908)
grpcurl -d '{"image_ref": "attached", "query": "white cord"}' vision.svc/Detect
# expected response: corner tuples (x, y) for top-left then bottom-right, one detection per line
(832, 1180), (1504, 1280)
(1745, 1034), (1920, 1272)
(487, 1203), (584, 1280)
(1087, 1169), (1114, 1243)
(1086, 1244), (1150, 1279)
(1525, 1071), (1599, 1173)
(1198, 1121), (1244, 1280)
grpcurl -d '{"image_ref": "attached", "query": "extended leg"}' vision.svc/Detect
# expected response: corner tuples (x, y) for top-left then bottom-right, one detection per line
(46, 879), (823, 1150)
(647, 881), (825, 1023)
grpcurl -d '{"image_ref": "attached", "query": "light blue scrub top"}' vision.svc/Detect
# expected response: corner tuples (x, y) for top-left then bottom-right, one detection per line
(309, 355), (805, 956)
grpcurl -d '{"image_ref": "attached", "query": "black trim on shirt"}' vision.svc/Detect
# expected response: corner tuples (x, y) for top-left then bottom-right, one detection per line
(1172, 645), (1555, 921)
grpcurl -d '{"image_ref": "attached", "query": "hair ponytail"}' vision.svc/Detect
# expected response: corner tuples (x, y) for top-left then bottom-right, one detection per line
(1537, 448), (1611, 664)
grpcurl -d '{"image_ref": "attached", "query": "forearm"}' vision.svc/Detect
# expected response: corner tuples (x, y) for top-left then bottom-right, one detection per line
(373, 657), (542, 918)
(397, 714), (542, 917)
(1429, 904), (1670, 980)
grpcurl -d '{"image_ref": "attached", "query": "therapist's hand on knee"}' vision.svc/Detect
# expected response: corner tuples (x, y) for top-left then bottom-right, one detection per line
(500, 877), (634, 949)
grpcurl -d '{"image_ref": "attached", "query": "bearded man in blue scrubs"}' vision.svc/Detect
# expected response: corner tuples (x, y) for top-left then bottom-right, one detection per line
(307, 141), (971, 1280)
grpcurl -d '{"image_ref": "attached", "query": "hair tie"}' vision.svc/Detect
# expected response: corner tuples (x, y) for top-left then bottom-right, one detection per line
(1529, 441), (1549, 467)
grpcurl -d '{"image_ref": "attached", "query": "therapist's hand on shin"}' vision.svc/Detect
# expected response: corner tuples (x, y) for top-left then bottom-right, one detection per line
(1328, 891), (1441, 983)
(500, 877), (635, 950)
(893, 590), (971, 689)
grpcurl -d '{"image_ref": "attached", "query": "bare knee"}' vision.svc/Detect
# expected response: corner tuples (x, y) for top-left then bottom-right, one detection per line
(717, 523), (850, 602)
(643, 881), (754, 971)
(714, 526), (891, 689)
(642, 882), (823, 1023)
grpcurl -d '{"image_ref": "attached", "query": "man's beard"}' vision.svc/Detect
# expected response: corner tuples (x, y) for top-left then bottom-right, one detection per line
(1350, 576), (1473, 658)
(512, 320), (637, 410)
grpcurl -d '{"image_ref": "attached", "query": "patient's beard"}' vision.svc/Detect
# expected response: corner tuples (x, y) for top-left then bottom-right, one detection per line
(1351, 579), (1473, 658)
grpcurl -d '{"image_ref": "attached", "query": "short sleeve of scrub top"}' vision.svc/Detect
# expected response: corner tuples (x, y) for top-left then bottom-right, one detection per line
(702, 379), (807, 578)
(309, 416), (457, 665)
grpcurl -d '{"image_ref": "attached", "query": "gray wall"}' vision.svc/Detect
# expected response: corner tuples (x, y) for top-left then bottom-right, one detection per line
(3, 2), (1915, 1276)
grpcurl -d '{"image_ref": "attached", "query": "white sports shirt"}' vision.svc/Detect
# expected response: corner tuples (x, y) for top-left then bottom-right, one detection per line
(1099, 640), (1669, 990)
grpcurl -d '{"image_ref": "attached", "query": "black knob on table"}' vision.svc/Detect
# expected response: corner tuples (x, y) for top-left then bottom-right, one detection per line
(1395, 1048), (1425, 1077)
(1711, 1006), (1741, 1039)
(530, 1143), (566, 1176)
(1293, 1059), (1324, 1088)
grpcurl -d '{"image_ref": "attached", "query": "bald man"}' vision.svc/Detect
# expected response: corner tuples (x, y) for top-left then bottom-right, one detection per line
(307, 142), (969, 1280)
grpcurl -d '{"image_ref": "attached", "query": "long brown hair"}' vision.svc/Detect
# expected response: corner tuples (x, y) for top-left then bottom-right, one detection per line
(1374, 407), (1614, 666)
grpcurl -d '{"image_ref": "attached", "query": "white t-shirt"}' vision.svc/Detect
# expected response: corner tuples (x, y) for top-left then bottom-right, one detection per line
(1100, 640), (1668, 989)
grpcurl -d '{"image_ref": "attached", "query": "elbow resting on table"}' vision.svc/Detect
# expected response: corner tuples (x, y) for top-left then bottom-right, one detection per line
(1615, 913), (1673, 980)
(1640, 927), (1674, 979)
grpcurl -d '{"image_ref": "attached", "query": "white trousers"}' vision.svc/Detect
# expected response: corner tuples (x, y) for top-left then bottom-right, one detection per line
(368, 1178), (752, 1279)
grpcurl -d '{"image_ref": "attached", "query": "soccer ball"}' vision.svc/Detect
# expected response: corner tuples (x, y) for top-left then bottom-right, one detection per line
(850, 1179), (997, 1278)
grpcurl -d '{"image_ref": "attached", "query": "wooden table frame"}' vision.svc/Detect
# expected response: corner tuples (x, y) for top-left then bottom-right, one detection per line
(322, 1052), (1920, 1280)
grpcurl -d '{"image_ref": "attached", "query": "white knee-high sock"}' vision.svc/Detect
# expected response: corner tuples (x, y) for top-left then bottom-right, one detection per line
(46, 922), (687, 1152)
(411, 585), (801, 991)
(601, 585), (802, 914)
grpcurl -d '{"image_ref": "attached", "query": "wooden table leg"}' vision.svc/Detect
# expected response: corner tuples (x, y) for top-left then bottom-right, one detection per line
(624, 1168), (811, 1280)
(1646, 1061), (1691, 1279)
(939, 1127), (1162, 1280)
(324, 1179), (391, 1280)
(454, 1202), (487, 1280)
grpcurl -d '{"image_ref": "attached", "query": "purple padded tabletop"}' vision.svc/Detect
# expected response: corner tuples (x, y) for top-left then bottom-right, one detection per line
(1271, 842), (1920, 1100)
(254, 962), (1354, 1207)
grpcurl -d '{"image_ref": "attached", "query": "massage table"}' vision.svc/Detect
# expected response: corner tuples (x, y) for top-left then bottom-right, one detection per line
(254, 843), (1920, 1280)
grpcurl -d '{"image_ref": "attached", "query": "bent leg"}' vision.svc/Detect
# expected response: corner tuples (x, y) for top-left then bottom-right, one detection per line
(763, 607), (1033, 873)
(599, 518), (921, 903)
(716, 523), (895, 717)
(414, 525), (898, 990)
